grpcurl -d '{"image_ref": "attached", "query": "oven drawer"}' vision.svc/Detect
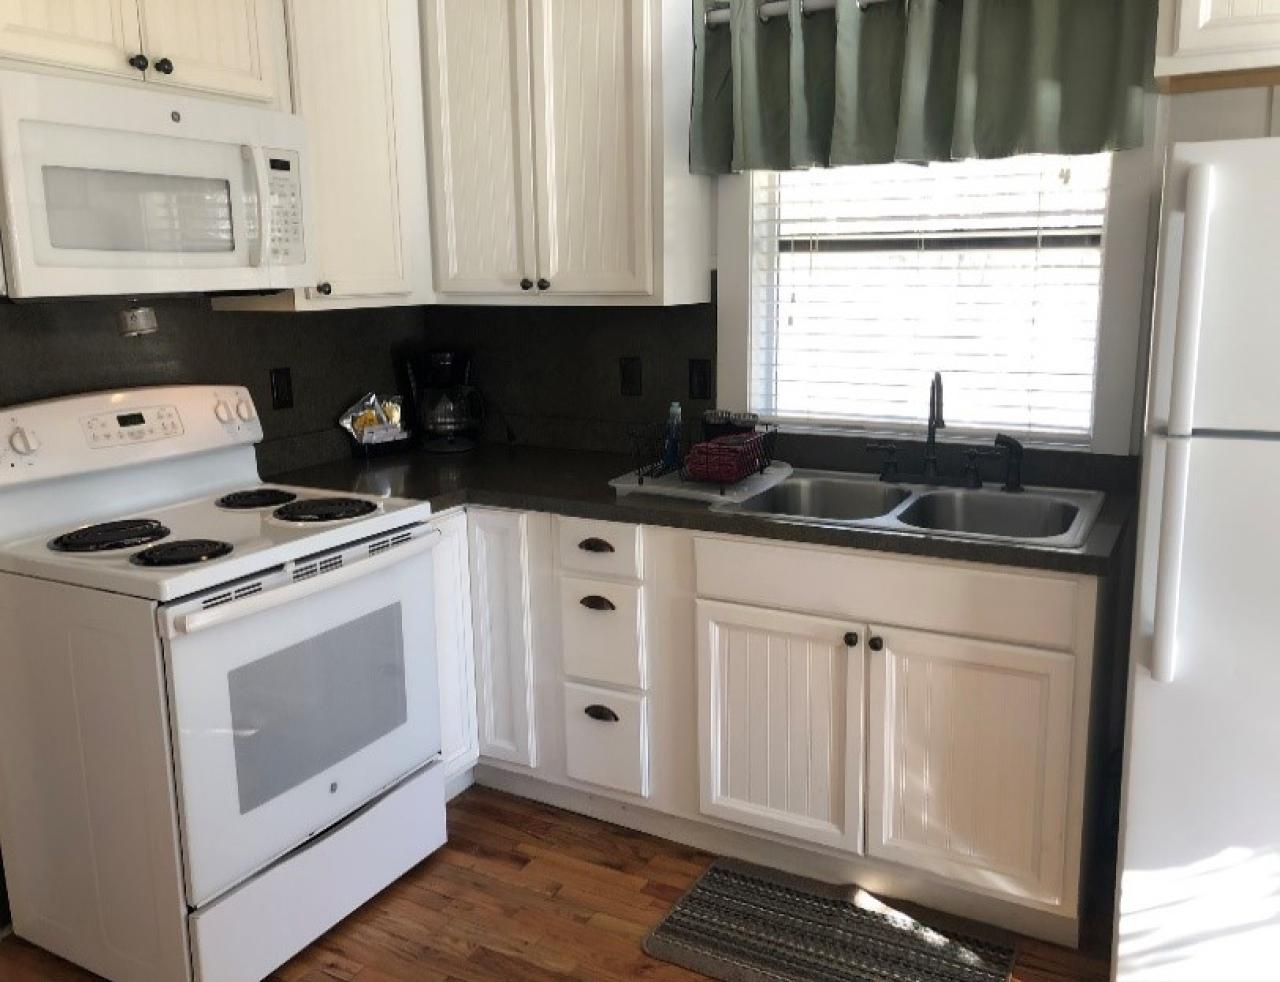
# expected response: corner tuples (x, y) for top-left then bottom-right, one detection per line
(563, 683), (648, 798)
(559, 575), (645, 689)
(556, 517), (643, 580)
(190, 764), (446, 982)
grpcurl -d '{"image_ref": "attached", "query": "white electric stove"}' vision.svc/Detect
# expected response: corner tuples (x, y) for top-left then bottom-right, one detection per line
(0, 385), (447, 982)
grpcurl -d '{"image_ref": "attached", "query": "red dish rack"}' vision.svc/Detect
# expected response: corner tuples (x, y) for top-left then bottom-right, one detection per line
(683, 430), (775, 485)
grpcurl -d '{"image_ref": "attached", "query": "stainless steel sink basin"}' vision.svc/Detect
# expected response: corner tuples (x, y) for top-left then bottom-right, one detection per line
(734, 474), (910, 521)
(713, 469), (1104, 549)
(897, 490), (1078, 539)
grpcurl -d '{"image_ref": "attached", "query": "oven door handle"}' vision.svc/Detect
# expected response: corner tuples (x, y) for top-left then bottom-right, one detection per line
(170, 531), (441, 638)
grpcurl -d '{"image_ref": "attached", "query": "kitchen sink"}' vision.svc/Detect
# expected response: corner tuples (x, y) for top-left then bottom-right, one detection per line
(734, 475), (910, 521)
(713, 469), (1104, 549)
(897, 490), (1079, 539)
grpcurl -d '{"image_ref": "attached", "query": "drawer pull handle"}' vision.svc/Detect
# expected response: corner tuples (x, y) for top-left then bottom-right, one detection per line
(584, 704), (620, 723)
(578, 537), (615, 554)
(580, 595), (616, 612)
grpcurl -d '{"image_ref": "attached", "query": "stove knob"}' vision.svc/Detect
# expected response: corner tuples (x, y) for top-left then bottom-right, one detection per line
(8, 426), (38, 455)
(214, 400), (234, 424)
(235, 399), (256, 422)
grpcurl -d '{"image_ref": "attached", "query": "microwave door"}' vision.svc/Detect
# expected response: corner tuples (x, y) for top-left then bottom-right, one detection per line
(4, 120), (268, 297)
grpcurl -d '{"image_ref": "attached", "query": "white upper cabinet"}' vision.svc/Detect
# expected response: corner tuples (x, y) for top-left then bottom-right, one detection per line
(528, 0), (651, 296)
(1157, 0), (1280, 78)
(422, 0), (538, 296)
(137, 0), (275, 100)
(0, 0), (283, 102)
(0, 0), (143, 79)
(215, 0), (432, 311)
(866, 625), (1076, 908)
(422, 0), (712, 305)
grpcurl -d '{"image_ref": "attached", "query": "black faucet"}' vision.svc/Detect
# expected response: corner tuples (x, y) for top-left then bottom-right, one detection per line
(923, 372), (945, 483)
(994, 433), (1024, 492)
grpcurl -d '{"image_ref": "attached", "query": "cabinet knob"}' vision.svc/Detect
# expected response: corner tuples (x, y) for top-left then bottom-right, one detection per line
(316, 282), (333, 296)
(868, 636), (884, 652)
(584, 704), (620, 723)
(579, 595), (616, 612)
(536, 278), (551, 291)
(520, 278), (534, 291)
(155, 57), (174, 74)
(578, 537), (615, 554)
(843, 631), (859, 648)
(128, 53), (149, 71)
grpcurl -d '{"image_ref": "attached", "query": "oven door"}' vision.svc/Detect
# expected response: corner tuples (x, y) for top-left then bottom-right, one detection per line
(159, 533), (441, 908)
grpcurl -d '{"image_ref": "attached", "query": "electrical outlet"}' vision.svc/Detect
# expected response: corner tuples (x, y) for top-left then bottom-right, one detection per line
(688, 358), (712, 401)
(269, 367), (294, 410)
(619, 357), (642, 397)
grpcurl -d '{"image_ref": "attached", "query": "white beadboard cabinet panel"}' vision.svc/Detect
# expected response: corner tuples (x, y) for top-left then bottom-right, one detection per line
(431, 511), (478, 781)
(697, 600), (864, 853)
(1158, 0), (1280, 76)
(528, 0), (651, 295)
(469, 508), (537, 768)
(137, 0), (275, 100)
(422, 0), (538, 295)
(0, 0), (142, 78)
(867, 625), (1075, 907)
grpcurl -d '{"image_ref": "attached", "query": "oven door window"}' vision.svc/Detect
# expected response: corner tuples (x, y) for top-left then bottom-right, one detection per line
(228, 603), (407, 814)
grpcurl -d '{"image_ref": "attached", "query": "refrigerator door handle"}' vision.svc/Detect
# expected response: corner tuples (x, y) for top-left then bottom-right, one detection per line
(1151, 438), (1192, 683)
(1168, 164), (1215, 438)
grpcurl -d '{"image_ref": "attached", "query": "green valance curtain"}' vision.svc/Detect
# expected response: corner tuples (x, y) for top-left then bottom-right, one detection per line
(691, 0), (1155, 173)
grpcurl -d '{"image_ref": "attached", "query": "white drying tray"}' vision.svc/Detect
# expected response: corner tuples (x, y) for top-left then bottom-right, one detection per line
(609, 461), (792, 504)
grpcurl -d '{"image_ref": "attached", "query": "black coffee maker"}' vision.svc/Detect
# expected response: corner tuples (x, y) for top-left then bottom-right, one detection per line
(398, 350), (484, 453)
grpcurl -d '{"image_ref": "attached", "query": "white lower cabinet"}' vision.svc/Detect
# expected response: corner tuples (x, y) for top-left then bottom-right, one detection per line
(563, 682), (649, 797)
(468, 508), (537, 768)
(866, 625), (1075, 906)
(430, 512), (478, 782)
(696, 600), (865, 854)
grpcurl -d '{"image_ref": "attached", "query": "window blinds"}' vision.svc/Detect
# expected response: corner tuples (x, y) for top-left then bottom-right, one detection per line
(749, 155), (1112, 443)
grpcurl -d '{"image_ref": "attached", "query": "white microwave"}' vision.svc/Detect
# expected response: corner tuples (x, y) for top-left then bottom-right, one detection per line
(0, 70), (315, 298)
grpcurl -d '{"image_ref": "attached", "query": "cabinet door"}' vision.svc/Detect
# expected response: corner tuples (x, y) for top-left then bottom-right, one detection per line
(286, 0), (424, 302)
(423, 0), (538, 295)
(1171, 0), (1280, 61)
(137, 0), (275, 100)
(867, 626), (1074, 905)
(468, 509), (537, 768)
(0, 0), (142, 78)
(528, 0), (652, 296)
(697, 600), (863, 853)
(431, 512), (478, 782)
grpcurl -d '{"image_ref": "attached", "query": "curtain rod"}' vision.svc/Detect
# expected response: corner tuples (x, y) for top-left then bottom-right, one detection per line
(705, 0), (895, 28)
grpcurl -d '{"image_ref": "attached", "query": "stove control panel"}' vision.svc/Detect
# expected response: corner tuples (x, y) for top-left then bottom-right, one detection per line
(81, 405), (184, 448)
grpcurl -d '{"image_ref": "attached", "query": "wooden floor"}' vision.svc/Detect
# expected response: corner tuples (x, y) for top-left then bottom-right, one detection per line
(0, 786), (1110, 981)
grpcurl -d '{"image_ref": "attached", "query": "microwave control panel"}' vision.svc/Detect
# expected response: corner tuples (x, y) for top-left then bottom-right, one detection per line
(265, 149), (305, 266)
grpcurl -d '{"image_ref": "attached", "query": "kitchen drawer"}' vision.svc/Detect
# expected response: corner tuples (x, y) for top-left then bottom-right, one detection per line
(556, 517), (642, 580)
(559, 575), (645, 689)
(563, 682), (648, 797)
(694, 537), (1084, 652)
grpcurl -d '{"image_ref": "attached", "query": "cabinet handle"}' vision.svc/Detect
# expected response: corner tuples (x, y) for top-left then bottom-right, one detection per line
(580, 595), (616, 612)
(843, 631), (859, 647)
(584, 704), (620, 723)
(155, 57), (174, 74)
(128, 53), (149, 71)
(868, 636), (884, 652)
(520, 278), (534, 291)
(537, 278), (551, 291)
(578, 537), (615, 554)
(316, 282), (333, 296)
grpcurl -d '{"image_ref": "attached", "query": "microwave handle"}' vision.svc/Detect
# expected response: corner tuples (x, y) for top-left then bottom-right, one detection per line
(243, 144), (271, 268)
(170, 530), (441, 638)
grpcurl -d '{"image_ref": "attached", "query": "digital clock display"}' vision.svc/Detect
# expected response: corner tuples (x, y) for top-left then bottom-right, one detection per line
(116, 413), (146, 428)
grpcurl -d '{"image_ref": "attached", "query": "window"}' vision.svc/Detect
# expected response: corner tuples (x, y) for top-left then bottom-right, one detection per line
(749, 154), (1113, 444)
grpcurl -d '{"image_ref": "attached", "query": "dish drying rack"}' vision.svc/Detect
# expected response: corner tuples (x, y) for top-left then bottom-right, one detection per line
(609, 416), (792, 504)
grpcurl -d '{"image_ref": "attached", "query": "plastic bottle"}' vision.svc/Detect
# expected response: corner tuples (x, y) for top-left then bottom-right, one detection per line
(662, 401), (682, 472)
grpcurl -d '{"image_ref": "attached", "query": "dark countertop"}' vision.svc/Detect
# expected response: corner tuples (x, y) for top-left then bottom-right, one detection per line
(275, 444), (1133, 576)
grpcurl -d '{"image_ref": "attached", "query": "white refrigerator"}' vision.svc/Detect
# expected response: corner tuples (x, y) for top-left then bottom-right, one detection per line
(1117, 136), (1280, 981)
